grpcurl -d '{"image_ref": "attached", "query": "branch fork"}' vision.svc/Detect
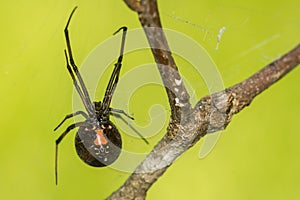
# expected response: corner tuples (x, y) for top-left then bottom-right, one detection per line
(106, 0), (300, 199)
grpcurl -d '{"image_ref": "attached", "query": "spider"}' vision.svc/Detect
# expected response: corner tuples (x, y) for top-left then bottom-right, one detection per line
(54, 7), (147, 185)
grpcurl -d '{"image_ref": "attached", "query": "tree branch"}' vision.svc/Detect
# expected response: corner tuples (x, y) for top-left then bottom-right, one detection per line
(106, 0), (300, 199)
(124, 0), (192, 123)
(123, 0), (142, 12)
(196, 44), (300, 134)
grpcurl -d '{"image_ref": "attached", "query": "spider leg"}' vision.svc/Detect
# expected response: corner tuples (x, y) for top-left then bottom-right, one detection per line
(111, 113), (149, 145)
(54, 110), (88, 131)
(55, 121), (91, 185)
(64, 50), (95, 117)
(113, 26), (127, 64)
(101, 27), (127, 114)
(109, 107), (134, 120)
(64, 7), (94, 115)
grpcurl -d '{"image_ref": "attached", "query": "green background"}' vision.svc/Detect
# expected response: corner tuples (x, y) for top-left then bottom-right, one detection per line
(1, 0), (299, 199)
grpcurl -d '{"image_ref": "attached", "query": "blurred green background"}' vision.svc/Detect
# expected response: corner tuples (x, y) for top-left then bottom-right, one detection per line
(1, 0), (299, 199)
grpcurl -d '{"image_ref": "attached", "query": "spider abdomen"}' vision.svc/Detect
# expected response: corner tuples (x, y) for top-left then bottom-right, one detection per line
(75, 121), (122, 167)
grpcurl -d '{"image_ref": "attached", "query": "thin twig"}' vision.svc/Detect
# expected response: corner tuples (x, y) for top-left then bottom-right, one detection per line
(126, 0), (192, 123)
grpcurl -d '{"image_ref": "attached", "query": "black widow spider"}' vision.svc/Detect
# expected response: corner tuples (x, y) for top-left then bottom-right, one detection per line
(54, 7), (148, 185)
